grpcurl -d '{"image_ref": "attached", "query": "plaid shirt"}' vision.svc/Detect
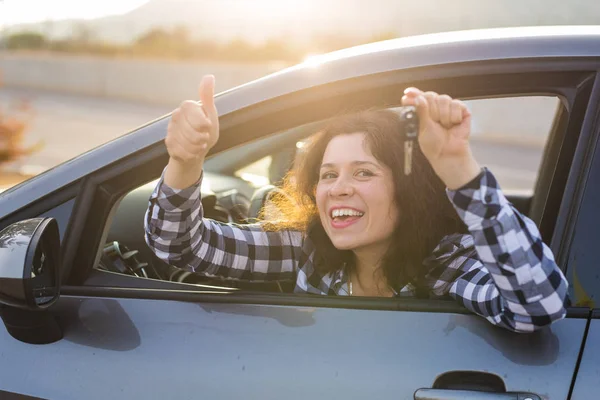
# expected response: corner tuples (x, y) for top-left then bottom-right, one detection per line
(145, 168), (568, 333)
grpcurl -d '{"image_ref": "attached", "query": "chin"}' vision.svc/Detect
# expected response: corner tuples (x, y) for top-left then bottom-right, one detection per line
(330, 237), (361, 251)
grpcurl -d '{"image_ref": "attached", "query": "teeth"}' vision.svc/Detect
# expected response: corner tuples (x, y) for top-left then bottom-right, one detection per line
(332, 209), (364, 218)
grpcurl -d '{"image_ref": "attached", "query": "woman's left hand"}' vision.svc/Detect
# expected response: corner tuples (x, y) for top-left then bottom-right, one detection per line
(401, 88), (482, 190)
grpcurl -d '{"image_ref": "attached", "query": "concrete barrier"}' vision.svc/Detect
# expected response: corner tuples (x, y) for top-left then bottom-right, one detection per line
(0, 52), (553, 147)
(0, 52), (281, 107)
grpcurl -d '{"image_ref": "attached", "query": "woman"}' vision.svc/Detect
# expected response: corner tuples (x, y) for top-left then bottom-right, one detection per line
(145, 75), (568, 333)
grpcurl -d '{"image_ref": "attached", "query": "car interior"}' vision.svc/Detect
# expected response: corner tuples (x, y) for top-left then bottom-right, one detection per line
(93, 94), (567, 295)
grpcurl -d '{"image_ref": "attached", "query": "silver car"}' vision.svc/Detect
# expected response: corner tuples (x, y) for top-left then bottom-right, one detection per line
(1, 26), (599, 399)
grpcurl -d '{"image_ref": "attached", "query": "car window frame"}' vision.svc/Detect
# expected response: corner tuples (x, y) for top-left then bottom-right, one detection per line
(558, 74), (600, 307)
(52, 59), (599, 313)
(208, 95), (565, 193)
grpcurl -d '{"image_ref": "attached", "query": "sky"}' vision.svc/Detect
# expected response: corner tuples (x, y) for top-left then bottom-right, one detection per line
(0, 0), (149, 26)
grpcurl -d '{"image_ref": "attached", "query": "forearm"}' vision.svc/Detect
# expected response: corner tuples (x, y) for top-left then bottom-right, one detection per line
(449, 263), (567, 333)
(144, 169), (303, 280)
(164, 157), (204, 190)
(469, 202), (568, 325)
(446, 168), (568, 331)
(431, 153), (482, 191)
(144, 170), (204, 268)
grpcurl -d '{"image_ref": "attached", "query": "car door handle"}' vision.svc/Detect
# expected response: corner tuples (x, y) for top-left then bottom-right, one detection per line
(414, 389), (541, 400)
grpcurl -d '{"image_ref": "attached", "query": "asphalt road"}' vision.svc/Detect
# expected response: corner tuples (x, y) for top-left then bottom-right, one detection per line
(0, 87), (543, 191)
(0, 87), (171, 175)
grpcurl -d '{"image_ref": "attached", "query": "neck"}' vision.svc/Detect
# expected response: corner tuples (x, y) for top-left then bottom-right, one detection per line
(351, 243), (392, 296)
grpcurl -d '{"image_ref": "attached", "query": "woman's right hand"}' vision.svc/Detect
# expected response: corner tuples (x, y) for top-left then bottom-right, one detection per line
(164, 74), (220, 189)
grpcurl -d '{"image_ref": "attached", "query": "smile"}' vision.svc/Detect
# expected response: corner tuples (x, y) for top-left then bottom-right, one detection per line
(330, 207), (364, 229)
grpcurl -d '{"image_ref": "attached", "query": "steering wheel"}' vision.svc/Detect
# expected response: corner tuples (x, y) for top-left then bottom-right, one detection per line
(217, 190), (251, 223)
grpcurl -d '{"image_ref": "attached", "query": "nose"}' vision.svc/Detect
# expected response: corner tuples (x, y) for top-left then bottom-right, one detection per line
(329, 175), (354, 197)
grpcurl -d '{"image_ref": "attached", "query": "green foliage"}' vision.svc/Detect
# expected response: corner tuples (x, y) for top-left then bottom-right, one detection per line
(0, 73), (43, 167)
(4, 25), (398, 63)
(6, 32), (47, 50)
(135, 28), (172, 48)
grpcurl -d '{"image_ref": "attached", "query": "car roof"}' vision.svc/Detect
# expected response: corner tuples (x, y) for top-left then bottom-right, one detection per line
(297, 25), (600, 66)
(2, 26), (600, 215)
(217, 25), (600, 111)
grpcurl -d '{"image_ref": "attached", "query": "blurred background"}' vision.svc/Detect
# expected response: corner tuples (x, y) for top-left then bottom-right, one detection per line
(0, 0), (598, 190)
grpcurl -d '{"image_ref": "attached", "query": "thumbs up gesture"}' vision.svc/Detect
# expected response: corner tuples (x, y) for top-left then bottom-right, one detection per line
(164, 75), (220, 188)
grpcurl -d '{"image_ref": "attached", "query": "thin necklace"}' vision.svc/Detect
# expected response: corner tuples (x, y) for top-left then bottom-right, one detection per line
(348, 272), (397, 296)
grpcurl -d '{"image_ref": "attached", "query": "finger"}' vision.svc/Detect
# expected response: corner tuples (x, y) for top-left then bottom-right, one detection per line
(450, 100), (464, 125)
(180, 100), (211, 132)
(165, 135), (202, 162)
(401, 94), (418, 107)
(178, 130), (206, 155)
(199, 74), (218, 121)
(180, 122), (211, 147)
(461, 100), (472, 119)
(168, 115), (209, 152)
(175, 109), (212, 145)
(461, 102), (472, 134)
(403, 94), (431, 130)
(170, 108), (184, 125)
(403, 87), (424, 98)
(424, 92), (439, 122)
(437, 94), (452, 128)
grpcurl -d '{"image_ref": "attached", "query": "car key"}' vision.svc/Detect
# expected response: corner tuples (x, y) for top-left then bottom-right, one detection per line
(400, 107), (419, 175)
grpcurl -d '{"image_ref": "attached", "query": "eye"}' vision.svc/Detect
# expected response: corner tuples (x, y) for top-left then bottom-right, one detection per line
(320, 171), (337, 180)
(355, 169), (374, 177)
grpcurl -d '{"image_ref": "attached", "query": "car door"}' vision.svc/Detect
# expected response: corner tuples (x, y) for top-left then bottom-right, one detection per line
(564, 86), (600, 399)
(1, 44), (598, 399)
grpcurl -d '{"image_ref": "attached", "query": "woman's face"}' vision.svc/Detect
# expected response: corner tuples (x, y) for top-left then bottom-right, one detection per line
(315, 132), (399, 253)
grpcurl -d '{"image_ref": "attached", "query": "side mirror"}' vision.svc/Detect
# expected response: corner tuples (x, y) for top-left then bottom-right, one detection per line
(0, 218), (62, 344)
(0, 217), (60, 309)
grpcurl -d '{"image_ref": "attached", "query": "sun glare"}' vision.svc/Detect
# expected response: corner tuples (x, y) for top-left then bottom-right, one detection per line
(1, 0), (149, 26)
(302, 53), (325, 68)
(239, 173), (270, 188)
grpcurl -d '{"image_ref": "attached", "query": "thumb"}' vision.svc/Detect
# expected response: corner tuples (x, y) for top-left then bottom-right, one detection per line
(456, 104), (472, 139)
(198, 74), (217, 117)
(414, 94), (431, 133)
(462, 103), (472, 123)
(402, 88), (431, 133)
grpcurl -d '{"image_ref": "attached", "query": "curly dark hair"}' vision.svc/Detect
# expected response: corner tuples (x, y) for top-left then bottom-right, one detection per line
(265, 109), (467, 293)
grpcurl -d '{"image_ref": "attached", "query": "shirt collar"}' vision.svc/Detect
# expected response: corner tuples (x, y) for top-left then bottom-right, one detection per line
(330, 264), (407, 297)
(331, 266), (350, 296)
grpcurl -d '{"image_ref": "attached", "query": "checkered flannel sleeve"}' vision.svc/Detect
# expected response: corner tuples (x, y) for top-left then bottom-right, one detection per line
(435, 168), (569, 332)
(144, 172), (303, 282)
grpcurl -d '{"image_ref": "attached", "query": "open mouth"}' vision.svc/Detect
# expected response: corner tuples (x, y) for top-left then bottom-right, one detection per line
(330, 208), (364, 227)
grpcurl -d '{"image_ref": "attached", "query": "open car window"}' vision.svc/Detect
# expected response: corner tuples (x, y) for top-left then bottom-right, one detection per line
(211, 95), (561, 193)
(98, 94), (565, 292)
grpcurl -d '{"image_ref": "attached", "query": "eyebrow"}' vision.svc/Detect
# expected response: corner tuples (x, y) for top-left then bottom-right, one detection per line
(320, 160), (381, 169)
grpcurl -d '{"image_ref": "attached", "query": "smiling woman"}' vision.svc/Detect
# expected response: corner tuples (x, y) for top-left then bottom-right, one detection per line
(279, 110), (464, 298)
(143, 75), (569, 333)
